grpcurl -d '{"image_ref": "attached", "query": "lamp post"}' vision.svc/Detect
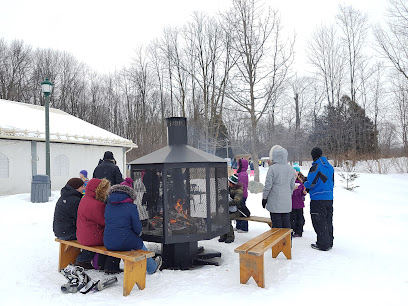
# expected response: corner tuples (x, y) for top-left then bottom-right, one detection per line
(41, 78), (53, 177)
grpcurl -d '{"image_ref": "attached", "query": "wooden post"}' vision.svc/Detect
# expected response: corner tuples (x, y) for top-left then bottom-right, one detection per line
(58, 243), (80, 271)
(123, 258), (147, 296)
(239, 253), (265, 288)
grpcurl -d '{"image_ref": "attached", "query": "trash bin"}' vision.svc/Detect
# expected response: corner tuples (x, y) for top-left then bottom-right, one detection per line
(31, 175), (51, 203)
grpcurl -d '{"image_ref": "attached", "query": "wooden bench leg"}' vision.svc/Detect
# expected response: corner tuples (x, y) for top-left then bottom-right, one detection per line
(123, 258), (147, 296)
(58, 243), (80, 271)
(239, 253), (265, 288)
(272, 234), (292, 259)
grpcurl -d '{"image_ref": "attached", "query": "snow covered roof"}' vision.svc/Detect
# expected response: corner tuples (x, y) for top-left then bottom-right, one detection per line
(0, 99), (137, 148)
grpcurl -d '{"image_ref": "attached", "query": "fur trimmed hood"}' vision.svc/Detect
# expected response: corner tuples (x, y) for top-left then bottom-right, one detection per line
(107, 184), (137, 202)
(85, 178), (111, 202)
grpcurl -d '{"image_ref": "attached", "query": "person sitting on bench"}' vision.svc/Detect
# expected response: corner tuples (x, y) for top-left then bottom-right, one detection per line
(103, 178), (162, 274)
(53, 177), (94, 269)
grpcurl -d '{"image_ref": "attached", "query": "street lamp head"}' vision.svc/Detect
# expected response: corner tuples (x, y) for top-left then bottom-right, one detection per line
(41, 78), (53, 97)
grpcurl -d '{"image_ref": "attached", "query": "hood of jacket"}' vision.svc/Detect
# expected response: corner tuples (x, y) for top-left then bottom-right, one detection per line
(271, 147), (288, 165)
(107, 184), (137, 203)
(84, 178), (110, 202)
(60, 184), (82, 198)
(238, 158), (249, 172)
(269, 145), (282, 163)
(314, 156), (331, 169)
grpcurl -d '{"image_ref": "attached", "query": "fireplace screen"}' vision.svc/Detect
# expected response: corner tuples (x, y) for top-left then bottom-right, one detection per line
(131, 165), (229, 244)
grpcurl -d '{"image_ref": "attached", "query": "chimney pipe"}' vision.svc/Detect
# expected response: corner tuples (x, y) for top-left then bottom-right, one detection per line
(167, 117), (187, 145)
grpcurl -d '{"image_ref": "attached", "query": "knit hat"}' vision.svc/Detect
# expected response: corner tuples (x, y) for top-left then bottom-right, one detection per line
(120, 177), (133, 188)
(228, 174), (239, 184)
(103, 151), (114, 160)
(67, 178), (84, 190)
(293, 163), (300, 172)
(311, 147), (323, 161)
(79, 170), (88, 178)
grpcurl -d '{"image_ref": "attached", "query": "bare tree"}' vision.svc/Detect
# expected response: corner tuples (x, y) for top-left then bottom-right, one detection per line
(374, 0), (408, 81)
(307, 24), (346, 108)
(390, 74), (408, 154)
(336, 4), (369, 103)
(222, 0), (294, 182)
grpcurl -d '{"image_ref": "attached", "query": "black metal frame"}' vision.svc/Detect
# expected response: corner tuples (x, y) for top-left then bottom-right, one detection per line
(131, 162), (229, 245)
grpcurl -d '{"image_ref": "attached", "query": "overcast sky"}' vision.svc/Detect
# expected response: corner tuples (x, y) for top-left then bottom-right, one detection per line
(1, 0), (389, 74)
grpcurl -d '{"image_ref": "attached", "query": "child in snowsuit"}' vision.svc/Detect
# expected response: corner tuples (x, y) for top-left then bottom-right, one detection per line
(291, 164), (306, 237)
(236, 158), (249, 233)
(219, 174), (247, 243)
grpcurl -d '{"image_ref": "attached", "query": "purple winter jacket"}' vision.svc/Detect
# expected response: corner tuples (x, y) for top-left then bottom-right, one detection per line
(237, 159), (249, 198)
(292, 178), (305, 209)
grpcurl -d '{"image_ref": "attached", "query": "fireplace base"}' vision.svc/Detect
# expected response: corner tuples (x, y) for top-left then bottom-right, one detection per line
(161, 242), (221, 270)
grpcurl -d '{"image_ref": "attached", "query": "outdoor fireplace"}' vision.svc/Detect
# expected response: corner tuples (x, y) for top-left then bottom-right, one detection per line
(129, 117), (229, 269)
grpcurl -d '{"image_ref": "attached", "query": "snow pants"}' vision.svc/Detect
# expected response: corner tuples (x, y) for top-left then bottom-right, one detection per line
(235, 198), (248, 231)
(270, 212), (291, 228)
(290, 208), (305, 235)
(310, 200), (333, 250)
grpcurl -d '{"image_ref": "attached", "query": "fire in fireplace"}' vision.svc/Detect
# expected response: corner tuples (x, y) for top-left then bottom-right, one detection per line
(129, 117), (230, 269)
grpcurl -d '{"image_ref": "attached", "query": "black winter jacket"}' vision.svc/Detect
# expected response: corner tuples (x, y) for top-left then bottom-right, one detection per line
(93, 160), (123, 185)
(53, 184), (83, 238)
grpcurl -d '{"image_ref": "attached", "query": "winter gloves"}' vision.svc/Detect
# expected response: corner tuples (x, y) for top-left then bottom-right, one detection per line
(262, 199), (267, 209)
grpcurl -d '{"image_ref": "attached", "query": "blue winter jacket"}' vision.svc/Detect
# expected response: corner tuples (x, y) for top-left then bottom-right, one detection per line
(304, 156), (334, 200)
(103, 191), (144, 251)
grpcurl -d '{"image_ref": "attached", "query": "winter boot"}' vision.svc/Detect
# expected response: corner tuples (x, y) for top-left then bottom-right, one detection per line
(74, 260), (94, 270)
(153, 255), (163, 273)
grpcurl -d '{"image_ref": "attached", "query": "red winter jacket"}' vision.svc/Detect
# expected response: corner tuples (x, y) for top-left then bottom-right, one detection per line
(76, 178), (110, 246)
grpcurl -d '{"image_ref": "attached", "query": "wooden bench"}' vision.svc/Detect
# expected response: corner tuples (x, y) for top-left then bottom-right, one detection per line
(234, 228), (292, 288)
(234, 216), (272, 227)
(55, 238), (155, 296)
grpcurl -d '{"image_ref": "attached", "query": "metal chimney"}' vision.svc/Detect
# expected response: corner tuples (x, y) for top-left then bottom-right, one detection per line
(167, 117), (187, 146)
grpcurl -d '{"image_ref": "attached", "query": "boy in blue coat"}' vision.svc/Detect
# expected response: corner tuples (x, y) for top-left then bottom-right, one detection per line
(304, 147), (334, 251)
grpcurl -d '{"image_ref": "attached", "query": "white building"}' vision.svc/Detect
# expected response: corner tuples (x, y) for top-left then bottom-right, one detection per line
(0, 99), (137, 195)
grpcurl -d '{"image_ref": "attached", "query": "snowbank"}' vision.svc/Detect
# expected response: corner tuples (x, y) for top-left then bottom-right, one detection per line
(0, 167), (407, 305)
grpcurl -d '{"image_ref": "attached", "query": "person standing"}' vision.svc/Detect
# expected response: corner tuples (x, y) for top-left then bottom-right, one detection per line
(93, 151), (123, 185)
(79, 170), (89, 196)
(235, 158), (249, 233)
(249, 158), (255, 177)
(262, 145), (295, 228)
(291, 165), (306, 237)
(219, 174), (245, 244)
(304, 147), (335, 251)
(231, 158), (238, 174)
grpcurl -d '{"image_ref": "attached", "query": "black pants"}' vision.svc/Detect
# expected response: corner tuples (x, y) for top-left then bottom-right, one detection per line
(97, 255), (121, 272)
(310, 200), (334, 250)
(270, 212), (291, 228)
(290, 208), (305, 235)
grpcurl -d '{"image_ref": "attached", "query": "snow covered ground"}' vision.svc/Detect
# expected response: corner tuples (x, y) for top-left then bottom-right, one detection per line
(0, 166), (407, 305)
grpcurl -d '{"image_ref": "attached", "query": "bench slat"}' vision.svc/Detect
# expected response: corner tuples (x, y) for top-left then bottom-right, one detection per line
(234, 216), (272, 225)
(55, 239), (154, 262)
(247, 229), (291, 256)
(234, 228), (281, 254)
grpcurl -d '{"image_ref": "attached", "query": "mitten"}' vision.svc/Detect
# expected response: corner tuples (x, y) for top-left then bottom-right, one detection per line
(262, 199), (267, 209)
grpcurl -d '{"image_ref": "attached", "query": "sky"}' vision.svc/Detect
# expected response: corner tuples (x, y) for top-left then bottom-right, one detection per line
(1, 0), (389, 74)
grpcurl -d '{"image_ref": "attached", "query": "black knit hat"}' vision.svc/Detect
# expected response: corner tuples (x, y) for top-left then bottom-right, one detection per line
(311, 147), (323, 161)
(103, 151), (114, 160)
(67, 178), (84, 190)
